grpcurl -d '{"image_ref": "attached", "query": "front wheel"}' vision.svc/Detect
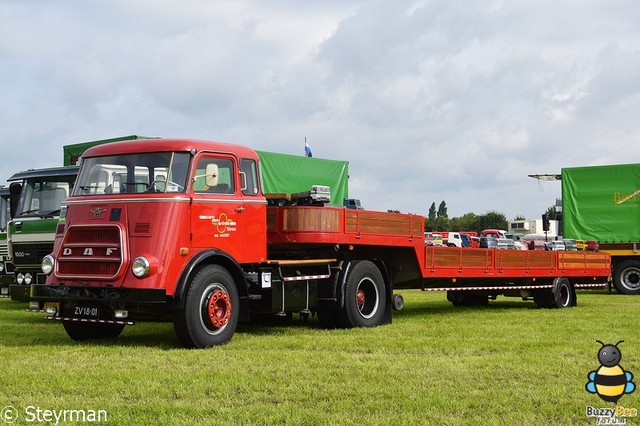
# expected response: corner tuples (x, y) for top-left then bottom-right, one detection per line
(338, 260), (386, 328)
(613, 260), (640, 294)
(174, 265), (239, 348)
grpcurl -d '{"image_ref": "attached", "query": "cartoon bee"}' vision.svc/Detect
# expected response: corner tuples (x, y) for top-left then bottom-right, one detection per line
(586, 340), (636, 403)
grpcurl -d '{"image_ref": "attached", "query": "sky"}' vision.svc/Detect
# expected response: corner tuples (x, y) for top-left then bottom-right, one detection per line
(1, 0), (640, 220)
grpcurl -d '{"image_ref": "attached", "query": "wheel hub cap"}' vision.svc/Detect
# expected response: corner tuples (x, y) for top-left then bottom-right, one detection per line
(207, 289), (231, 329)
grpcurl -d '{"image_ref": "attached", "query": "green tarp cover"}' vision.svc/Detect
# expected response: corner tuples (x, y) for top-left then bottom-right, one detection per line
(562, 163), (640, 242)
(256, 151), (349, 205)
(63, 135), (152, 166)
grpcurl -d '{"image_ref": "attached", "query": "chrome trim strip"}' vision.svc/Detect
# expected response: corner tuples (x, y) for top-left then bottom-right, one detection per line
(65, 197), (191, 205)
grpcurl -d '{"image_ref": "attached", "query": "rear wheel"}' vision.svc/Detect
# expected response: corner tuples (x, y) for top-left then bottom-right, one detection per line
(62, 321), (125, 341)
(174, 265), (239, 348)
(338, 261), (386, 328)
(613, 260), (640, 294)
(534, 278), (575, 308)
(553, 278), (575, 308)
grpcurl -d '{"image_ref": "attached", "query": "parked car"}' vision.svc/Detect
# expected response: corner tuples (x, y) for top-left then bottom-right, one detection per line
(480, 235), (498, 249)
(528, 240), (547, 251)
(548, 240), (566, 251)
(563, 239), (578, 251)
(586, 240), (600, 251)
(496, 238), (516, 250)
(576, 239), (587, 250)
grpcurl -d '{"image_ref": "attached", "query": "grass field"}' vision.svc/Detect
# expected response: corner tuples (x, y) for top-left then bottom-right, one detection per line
(0, 289), (638, 425)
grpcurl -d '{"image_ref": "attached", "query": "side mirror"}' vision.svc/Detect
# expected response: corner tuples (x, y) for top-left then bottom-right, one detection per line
(204, 163), (219, 187)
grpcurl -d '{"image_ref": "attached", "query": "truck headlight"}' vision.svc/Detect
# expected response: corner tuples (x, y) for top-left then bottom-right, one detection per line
(24, 273), (33, 285)
(131, 256), (150, 278)
(42, 255), (55, 275)
(0, 263), (3, 273)
(16, 273), (24, 285)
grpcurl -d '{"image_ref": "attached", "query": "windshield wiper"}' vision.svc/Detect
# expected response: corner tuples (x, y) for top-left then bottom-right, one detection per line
(39, 209), (61, 218)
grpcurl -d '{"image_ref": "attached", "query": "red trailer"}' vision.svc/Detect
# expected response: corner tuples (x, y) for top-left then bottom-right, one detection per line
(32, 138), (610, 348)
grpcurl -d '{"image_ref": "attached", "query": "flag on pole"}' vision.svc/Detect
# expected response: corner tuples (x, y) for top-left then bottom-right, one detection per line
(304, 138), (313, 157)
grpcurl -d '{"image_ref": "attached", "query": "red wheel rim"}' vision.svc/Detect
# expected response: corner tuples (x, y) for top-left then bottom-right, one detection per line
(356, 289), (366, 310)
(207, 289), (232, 329)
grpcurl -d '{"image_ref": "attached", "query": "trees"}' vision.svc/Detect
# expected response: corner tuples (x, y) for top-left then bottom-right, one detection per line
(425, 201), (508, 235)
(425, 201), (449, 232)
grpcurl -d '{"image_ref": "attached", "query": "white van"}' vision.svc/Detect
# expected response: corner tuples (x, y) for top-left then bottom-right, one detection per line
(445, 232), (463, 248)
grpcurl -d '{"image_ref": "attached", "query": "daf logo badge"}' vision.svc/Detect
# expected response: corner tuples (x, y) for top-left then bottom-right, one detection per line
(90, 207), (107, 218)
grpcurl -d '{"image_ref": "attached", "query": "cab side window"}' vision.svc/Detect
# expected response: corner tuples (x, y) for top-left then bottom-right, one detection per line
(240, 159), (259, 196)
(193, 157), (235, 194)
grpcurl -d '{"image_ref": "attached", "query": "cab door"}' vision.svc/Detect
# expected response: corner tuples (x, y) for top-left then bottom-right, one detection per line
(190, 154), (246, 262)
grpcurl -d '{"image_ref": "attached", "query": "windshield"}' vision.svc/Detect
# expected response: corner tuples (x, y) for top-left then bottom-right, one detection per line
(16, 177), (75, 217)
(74, 152), (190, 196)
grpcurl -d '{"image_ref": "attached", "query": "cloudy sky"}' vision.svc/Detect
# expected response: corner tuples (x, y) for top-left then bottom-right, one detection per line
(1, 0), (639, 219)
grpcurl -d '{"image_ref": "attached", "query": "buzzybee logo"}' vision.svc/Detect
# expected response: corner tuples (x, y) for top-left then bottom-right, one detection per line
(586, 341), (635, 403)
(585, 340), (637, 425)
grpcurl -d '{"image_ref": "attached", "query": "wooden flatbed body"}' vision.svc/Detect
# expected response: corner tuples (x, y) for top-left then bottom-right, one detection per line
(267, 206), (611, 287)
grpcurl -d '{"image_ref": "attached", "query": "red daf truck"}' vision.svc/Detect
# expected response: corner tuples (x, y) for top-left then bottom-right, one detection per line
(32, 138), (611, 348)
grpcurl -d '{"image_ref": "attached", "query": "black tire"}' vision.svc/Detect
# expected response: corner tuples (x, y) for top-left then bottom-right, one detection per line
(553, 278), (575, 308)
(447, 290), (466, 306)
(534, 278), (575, 308)
(62, 321), (125, 341)
(337, 260), (386, 328)
(613, 260), (640, 294)
(174, 265), (239, 348)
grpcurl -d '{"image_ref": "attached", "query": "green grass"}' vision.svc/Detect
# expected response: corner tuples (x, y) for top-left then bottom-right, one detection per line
(0, 290), (638, 425)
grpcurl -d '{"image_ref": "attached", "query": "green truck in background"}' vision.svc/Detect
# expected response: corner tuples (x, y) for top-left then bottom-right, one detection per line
(0, 186), (13, 297)
(8, 135), (151, 302)
(562, 163), (640, 294)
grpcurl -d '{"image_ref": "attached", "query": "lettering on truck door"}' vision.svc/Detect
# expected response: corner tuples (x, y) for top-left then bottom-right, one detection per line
(191, 155), (245, 261)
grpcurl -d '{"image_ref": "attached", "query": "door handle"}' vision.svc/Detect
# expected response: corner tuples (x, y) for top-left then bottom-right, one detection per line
(235, 207), (245, 212)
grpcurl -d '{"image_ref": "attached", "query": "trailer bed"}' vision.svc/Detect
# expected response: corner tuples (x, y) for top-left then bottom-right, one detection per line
(267, 206), (611, 284)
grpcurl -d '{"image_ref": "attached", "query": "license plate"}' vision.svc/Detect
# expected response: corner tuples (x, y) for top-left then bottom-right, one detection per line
(72, 305), (100, 319)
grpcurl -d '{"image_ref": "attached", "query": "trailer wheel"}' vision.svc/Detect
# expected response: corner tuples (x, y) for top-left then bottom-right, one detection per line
(613, 260), (640, 294)
(534, 278), (575, 308)
(553, 278), (575, 308)
(62, 321), (125, 341)
(339, 260), (385, 328)
(174, 265), (239, 348)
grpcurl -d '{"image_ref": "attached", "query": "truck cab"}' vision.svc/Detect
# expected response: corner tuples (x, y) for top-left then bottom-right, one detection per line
(7, 166), (79, 299)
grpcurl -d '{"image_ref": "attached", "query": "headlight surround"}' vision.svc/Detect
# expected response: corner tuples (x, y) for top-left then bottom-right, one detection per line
(42, 255), (55, 275)
(131, 256), (151, 278)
